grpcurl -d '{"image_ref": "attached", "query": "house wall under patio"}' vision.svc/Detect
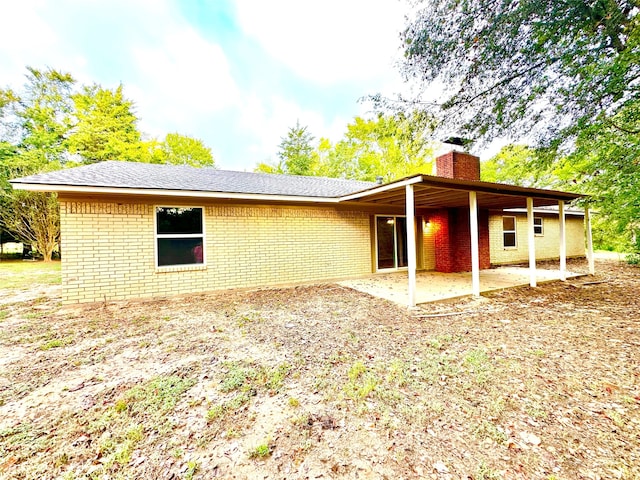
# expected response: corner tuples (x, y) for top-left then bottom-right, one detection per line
(59, 196), (372, 304)
(489, 213), (585, 265)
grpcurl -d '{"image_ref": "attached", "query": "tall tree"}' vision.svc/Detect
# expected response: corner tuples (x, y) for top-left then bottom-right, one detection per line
(68, 84), (142, 163)
(277, 121), (316, 175)
(159, 133), (215, 167)
(395, 0), (639, 247)
(398, 0), (638, 148)
(315, 113), (435, 182)
(0, 67), (75, 261)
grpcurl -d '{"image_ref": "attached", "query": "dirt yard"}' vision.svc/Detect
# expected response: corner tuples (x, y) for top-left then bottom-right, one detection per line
(0, 259), (639, 480)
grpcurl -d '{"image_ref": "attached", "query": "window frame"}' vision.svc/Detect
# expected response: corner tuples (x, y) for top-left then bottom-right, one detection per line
(502, 215), (517, 249)
(374, 214), (409, 272)
(154, 205), (206, 270)
(533, 216), (544, 236)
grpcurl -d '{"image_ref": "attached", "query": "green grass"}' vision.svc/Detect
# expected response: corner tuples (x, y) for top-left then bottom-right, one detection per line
(0, 260), (61, 289)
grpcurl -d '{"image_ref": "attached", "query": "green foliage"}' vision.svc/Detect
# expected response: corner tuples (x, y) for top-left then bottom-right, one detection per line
(398, 0), (638, 146)
(481, 145), (551, 187)
(344, 360), (378, 400)
(394, 1), (639, 244)
(0, 66), (216, 258)
(626, 253), (640, 265)
(258, 121), (315, 175)
(68, 84), (142, 163)
(315, 112), (435, 182)
(257, 112), (435, 182)
(159, 133), (214, 167)
(248, 441), (272, 458)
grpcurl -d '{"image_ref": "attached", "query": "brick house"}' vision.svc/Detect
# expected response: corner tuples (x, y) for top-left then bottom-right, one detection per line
(10, 151), (591, 305)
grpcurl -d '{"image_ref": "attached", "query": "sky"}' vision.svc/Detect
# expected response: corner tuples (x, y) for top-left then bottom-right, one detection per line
(0, 0), (496, 171)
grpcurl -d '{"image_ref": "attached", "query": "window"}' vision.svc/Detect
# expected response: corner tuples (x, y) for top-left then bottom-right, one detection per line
(375, 216), (408, 270)
(534, 217), (543, 236)
(503, 216), (516, 248)
(155, 207), (204, 267)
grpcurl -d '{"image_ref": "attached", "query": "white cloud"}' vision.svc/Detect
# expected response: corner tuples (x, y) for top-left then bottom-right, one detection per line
(128, 26), (240, 137)
(234, 94), (353, 167)
(233, 0), (407, 85)
(0, 1), (88, 87)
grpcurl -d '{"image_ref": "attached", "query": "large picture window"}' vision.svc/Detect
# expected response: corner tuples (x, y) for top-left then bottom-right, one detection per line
(502, 216), (517, 248)
(155, 207), (204, 267)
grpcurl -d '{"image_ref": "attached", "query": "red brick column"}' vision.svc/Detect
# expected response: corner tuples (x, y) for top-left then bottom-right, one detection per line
(432, 207), (490, 273)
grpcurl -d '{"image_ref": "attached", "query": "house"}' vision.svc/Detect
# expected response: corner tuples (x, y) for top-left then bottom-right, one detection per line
(10, 151), (592, 306)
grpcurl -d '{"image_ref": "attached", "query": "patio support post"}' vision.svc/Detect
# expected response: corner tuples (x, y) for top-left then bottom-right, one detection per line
(559, 200), (567, 281)
(585, 207), (595, 275)
(406, 184), (417, 307)
(469, 191), (481, 297)
(527, 197), (537, 287)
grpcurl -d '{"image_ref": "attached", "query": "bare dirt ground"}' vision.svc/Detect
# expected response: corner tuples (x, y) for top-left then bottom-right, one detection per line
(0, 259), (639, 480)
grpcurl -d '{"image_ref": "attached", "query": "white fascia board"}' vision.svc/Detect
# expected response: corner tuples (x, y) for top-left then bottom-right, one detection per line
(338, 175), (424, 202)
(10, 183), (339, 203)
(503, 207), (585, 216)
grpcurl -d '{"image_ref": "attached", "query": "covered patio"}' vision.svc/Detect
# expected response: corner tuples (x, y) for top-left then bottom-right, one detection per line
(339, 265), (586, 305)
(339, 170), (594, 307)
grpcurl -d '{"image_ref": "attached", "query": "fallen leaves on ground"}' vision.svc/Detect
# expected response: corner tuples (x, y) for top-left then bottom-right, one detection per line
(0, 259), (638, 479)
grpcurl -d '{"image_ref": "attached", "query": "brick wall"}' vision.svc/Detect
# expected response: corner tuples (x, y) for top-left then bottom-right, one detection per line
(422, 219), (436, 270)
(429, 208), (490, 273)
(435, 151), (481, 181)
(489, 213), (585, 265)
(60, 198), (372, 304)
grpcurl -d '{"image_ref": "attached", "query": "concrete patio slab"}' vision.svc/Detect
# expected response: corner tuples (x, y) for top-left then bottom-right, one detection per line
(338, 267), (585, 306)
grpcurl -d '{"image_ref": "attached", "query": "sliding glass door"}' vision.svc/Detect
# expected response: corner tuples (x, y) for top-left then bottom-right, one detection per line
(376, 216), (408, 271)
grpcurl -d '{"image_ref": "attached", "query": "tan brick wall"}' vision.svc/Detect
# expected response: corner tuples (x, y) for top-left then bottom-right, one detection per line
(489, 213), (585, 265)
(60, 199), (372, 303)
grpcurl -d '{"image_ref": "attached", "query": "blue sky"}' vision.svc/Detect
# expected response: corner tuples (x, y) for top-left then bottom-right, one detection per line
(1, 0), (421, 171)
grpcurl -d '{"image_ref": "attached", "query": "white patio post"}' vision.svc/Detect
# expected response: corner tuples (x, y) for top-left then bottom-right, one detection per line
(527, 197), (537, 287)
(469, 191), (480, 297)
(406, 184), (417, 307)
(559, 200), (567, 281)
(585, 207), (595, 275)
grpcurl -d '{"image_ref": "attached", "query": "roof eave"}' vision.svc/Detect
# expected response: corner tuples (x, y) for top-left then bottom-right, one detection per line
(9, 182), (340, 203)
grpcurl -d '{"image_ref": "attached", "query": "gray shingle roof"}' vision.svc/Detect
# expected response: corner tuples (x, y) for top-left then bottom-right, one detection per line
(10, 161), (375, 198)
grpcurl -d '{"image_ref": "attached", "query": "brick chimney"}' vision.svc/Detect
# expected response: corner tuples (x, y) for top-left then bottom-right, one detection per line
(435, 151), (481, 181)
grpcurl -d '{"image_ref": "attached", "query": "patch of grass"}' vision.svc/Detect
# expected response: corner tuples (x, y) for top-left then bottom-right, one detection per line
(184, 459), (199, 480)
(221, 362), (258, 392)
(386, 359), (411, 387)
(0, 260), (61, 289)
(288, 397), (300, 407)
(476, 461), (502, 480)
(265, 362), (290, 393)
(426, 334), (456, 351)
(473, 420), (507, 445)
(206, 404), (226, 422)
(0, 309), (9, 321)
(344, 361), (378, 401)
(248, 441), (272, 459)
(40, 336), (74, 350)
(237, 312), (261, 328)
(88, 375), (195, 474)
(463, 348), (492, 383)
(206, 361), (294, 426)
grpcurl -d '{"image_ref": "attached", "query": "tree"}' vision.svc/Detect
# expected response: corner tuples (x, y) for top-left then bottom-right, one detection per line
(481, 144), (555, 187)
(159, 133), (215, 167)
(0, 67), (75, 261)
(315, 113), (435, 182)
(395, 1), (639, 249)
(398, 0), (638, 148)
(2, 191), (60, 261)
(68, 84), (142, 163)
(277, 121), (316, 175)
